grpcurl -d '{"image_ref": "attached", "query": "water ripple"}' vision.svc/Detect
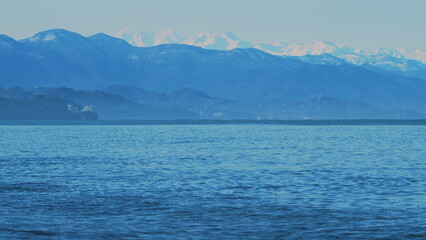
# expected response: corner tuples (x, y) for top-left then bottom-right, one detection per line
(0, 124), (425, 239)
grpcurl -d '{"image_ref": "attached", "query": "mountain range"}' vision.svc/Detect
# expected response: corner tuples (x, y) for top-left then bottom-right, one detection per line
(1, 28), (426, 119)
(0, 87), (98, 120)
(115, 29), (426, 79)
(115, 29), (426, 63)
(0, 85), (419, 120)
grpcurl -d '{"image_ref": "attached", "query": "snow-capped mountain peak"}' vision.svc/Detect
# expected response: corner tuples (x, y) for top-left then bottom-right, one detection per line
(21, 29), (86, 43)
(115, 29), (184, 47)
(181, 31), (253, 50)
(115, 29), (154, 47)
(153, 29), (185, 45)
(114, 29), (426, 65)
(283, 41), (338, 56)
(398, 47), (426, 63)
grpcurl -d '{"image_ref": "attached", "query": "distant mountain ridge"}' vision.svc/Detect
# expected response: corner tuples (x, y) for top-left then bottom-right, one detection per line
(1, 29), (426, 119)
(1, 85), (420, 120)
(105, 85), (256, 119)
(115, 29), (426, 63)
(105, 85), (422, 120)
(0, 87), (98, 120)
(115, 29), (426, 78)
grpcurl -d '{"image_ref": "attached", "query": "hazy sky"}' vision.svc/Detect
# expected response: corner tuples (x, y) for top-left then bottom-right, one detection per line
(1, 0), (425, 49)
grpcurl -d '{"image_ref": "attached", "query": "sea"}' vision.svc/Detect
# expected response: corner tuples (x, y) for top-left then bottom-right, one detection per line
(1, 120), (425, 239)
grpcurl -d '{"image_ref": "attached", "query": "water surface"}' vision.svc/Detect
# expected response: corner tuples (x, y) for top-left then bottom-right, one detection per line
(1, 122), (425, 239)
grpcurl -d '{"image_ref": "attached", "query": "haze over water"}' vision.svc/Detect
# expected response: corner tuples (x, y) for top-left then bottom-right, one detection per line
(1, 122), (425, 239)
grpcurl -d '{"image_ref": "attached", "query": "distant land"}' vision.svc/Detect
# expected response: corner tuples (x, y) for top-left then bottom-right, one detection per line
(0, 29), (426, 120)
(115, 29), (426, 61)
(0, 86), (421, 120)
(115, 29), (426, 74)
(0, 88), (97, 120)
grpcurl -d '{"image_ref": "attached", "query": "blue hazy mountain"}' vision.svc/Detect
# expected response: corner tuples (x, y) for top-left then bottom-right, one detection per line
(258, 95), (421, 120)
(0, 87), (98, 120)
(106, 85), (256, 119)
(0, 96), (98, 120)
(29, 87), (197, 120)
(0, 85), (420, 120)
(293, 54), (349, 66)
(0, 86), (197, 120)
(105, 85), (421, 119)
(1, 29), (426, 116)
(116, 29), (426, 81)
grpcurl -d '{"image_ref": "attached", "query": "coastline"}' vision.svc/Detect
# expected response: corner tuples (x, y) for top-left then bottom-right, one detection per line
(1, 119), (426, 126)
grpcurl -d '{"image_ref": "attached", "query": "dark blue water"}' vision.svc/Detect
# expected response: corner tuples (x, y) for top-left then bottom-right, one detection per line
(1, 122), (425, 239)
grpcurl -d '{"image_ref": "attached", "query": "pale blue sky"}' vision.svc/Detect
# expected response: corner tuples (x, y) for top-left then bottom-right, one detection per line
(1, 0), (425, 49)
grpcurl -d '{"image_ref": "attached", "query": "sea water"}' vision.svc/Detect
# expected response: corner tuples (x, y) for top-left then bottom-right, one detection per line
(1, 122), (425, 239)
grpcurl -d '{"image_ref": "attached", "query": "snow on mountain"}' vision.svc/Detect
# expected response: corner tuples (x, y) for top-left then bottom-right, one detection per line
(249, 40), (426, 74)
(361, 47), (402, 58)
(252, 42), (289, 55)
(114, 28), (426, 61)
(181, 31), (253, 50)
(114, 29), (426, 74)
(115, 29), (253, 50)
(115, 29), (153, 47)
(269, 41), (340, 56)
(0, 34), (19, 53)
(153, 29), (185, 46)
(115, 29), (184, 47)
(297, 54), (349, 66)
(0, 34), (33, 57)
(3, 29), (426, 116)
(21, 29), (89, 44)
(398, 47), (426, 63)
(255, 43), (426, 67)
